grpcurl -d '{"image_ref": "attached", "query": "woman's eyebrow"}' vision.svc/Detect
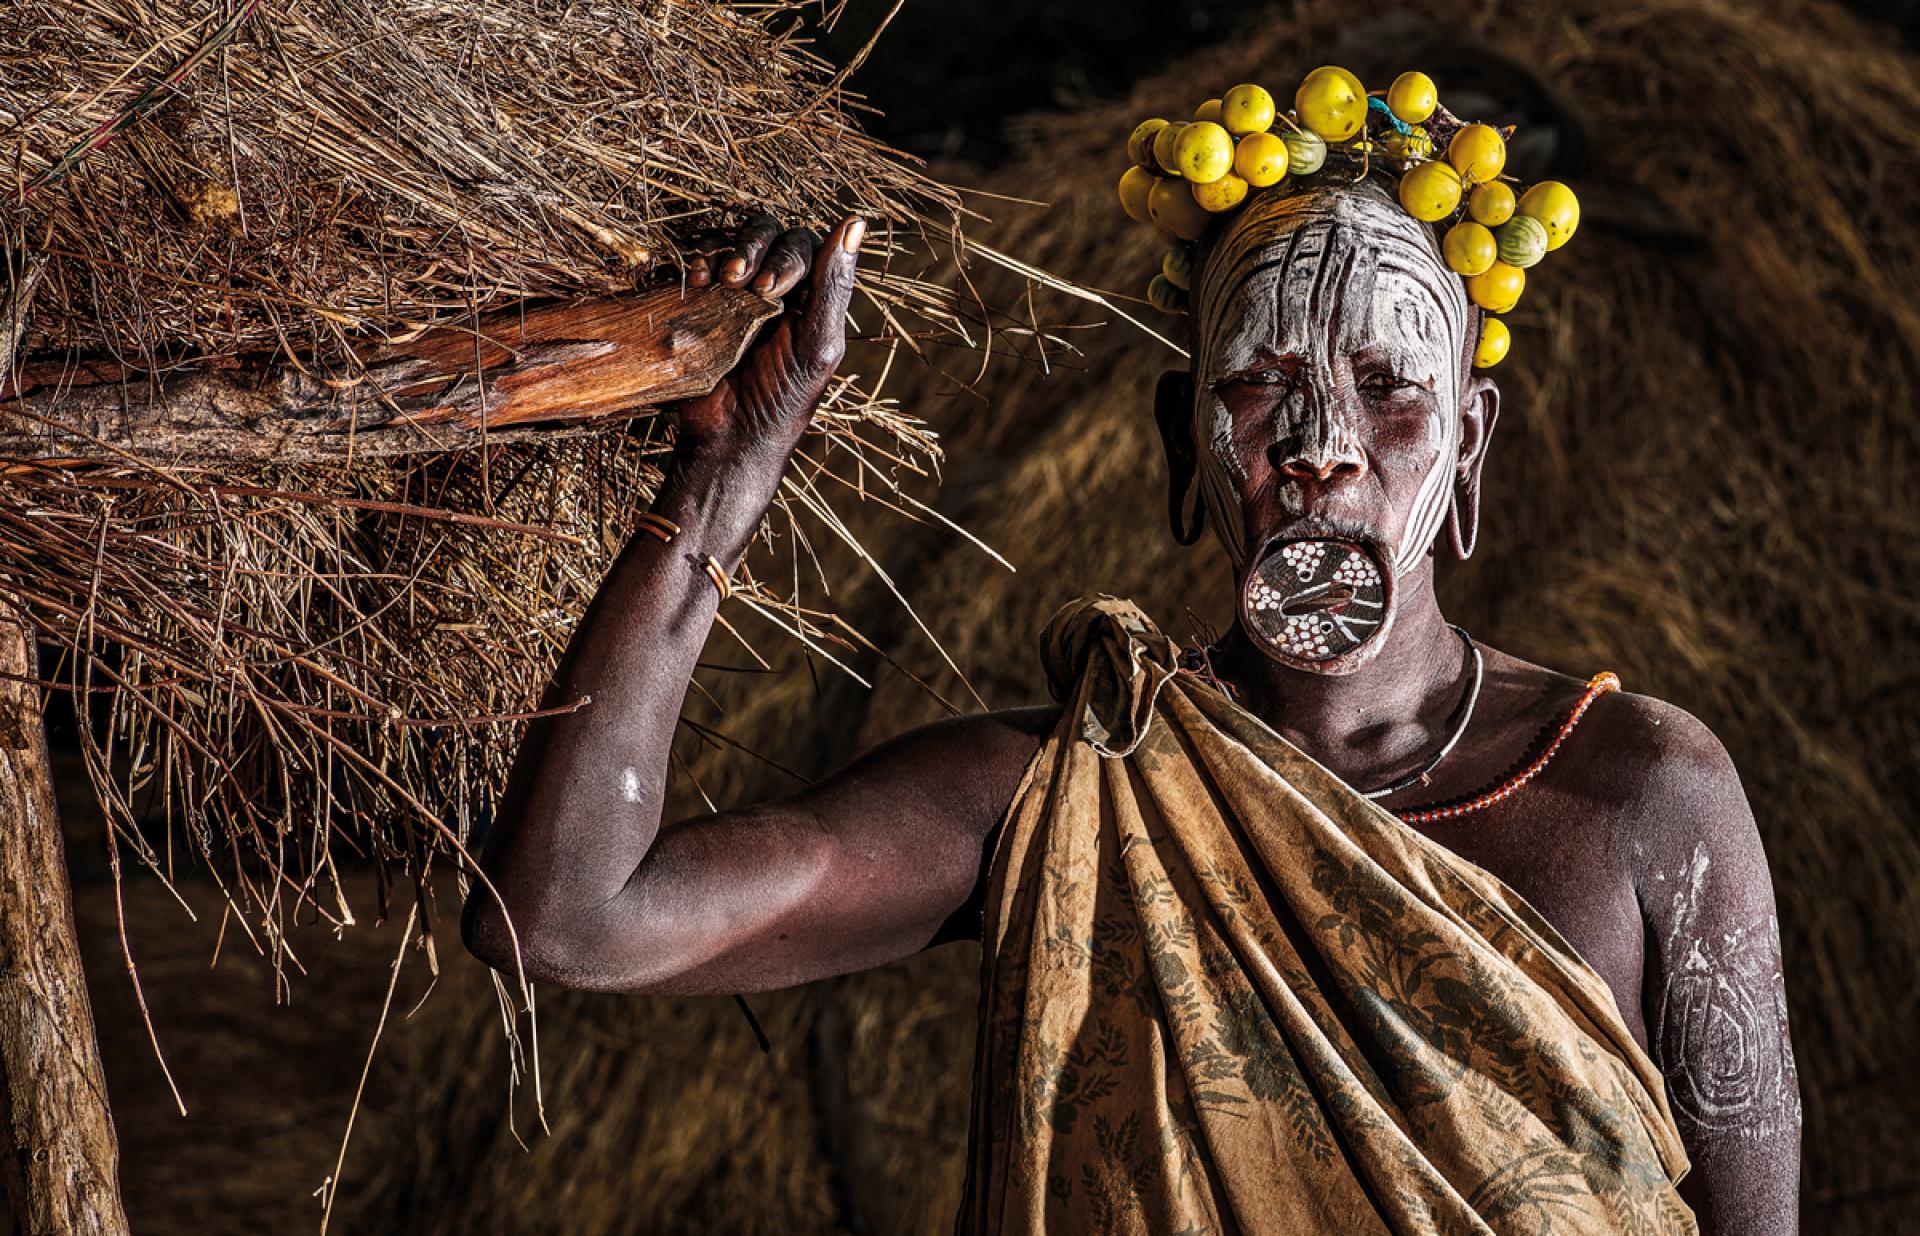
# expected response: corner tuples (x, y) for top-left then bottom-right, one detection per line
(1217, 349), (1302, 382)
(1219, 342), (1292, 371)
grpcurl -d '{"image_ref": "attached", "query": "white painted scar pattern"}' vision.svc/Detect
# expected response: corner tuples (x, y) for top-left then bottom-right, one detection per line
(1649, 844), (1802, 1141)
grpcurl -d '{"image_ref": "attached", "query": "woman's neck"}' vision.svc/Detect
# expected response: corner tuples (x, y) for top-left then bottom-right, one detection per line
(1212, 559), (1471, 790)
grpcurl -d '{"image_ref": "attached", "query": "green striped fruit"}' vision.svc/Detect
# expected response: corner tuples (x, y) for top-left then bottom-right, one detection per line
(1148, 273), (1188, 314)
(1162, 245), (1195, 292)
(1283, 127), (1327, 175)
(1494, 214), (1548, 269)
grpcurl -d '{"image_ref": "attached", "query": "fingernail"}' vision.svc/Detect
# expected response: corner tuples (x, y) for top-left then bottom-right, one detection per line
(723, 257), (747, 281)
(842, 218), (867, 253)
(752, 271), (775, 292)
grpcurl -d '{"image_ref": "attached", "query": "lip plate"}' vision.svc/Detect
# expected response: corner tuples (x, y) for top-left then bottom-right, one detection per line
(1239, 536), (1397, 675)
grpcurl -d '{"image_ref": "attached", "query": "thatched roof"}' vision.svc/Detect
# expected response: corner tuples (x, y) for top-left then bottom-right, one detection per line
(332, 0), (1920, 1231)
(4, 0), (960, 362)
(0, 1), (1057, 991)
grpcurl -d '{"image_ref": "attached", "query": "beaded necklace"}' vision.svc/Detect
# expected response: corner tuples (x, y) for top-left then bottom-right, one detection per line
(1394, 671), (1618, 825)
(1176, 643), (1620, 824)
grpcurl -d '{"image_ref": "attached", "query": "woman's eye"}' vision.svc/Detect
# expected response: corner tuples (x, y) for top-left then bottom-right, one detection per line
(1361, 373), (1413, 394)
(1231, 370), (1286, 387)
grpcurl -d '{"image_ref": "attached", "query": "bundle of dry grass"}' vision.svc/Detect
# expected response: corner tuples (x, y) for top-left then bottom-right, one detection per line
(0, 0), (1054, 998)
(336, 0), (1920, 1232)
(5, 0), (962, 362)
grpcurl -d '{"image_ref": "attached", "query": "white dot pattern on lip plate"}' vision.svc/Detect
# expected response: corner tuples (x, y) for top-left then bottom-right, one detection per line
(1244, 540), (1386, 662)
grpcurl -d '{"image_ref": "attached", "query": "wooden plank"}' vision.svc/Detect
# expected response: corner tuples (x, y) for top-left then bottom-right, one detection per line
(0, 283), (779, 464)
(0, 608), (129, 1236)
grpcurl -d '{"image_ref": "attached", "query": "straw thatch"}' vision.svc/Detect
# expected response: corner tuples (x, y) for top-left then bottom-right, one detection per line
(0, 0), (1060, 979)
(4, 0), (960, 363)
(72, 0), (1919, 1229)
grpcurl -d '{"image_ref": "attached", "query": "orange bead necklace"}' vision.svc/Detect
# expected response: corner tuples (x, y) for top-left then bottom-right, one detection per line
(1394, 672), (1620, 825)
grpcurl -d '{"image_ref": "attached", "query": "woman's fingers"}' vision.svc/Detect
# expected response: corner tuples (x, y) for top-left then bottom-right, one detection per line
(682, 229), (729, 288)
(719, 213), (782, 285)
(754, 228), (820, 299)
(794, 216), (864, 372)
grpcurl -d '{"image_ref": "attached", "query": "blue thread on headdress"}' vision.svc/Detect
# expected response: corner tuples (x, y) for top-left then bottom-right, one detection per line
(1368, 95), (1412, 136)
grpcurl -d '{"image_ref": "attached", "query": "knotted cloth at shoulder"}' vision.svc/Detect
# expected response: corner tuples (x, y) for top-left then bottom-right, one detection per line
(958, 595), (1695, 1235)
(1038, 594), (1181, 757)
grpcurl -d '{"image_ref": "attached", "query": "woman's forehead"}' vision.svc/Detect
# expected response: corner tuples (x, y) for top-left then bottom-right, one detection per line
(1207, 247), (1462, 376)
(1194, 185), (1468, 375)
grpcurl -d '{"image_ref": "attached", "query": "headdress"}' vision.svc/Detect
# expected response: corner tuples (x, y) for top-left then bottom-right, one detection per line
(1117, 68), (1582, 369)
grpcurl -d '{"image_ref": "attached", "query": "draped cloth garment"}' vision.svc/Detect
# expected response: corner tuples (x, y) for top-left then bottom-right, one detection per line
(957, 596), (1696, 1235)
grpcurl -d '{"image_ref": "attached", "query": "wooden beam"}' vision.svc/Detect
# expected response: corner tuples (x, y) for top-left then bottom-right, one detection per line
(0, 607), (129, 1236)
(0, 283), (779, 464)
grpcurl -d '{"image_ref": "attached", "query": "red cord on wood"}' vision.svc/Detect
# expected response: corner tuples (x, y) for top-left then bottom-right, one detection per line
(1397, 672), (1621, 825)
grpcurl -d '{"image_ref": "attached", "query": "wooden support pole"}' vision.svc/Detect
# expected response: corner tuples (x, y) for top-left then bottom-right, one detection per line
(0, 283), (778, 464)
(0, 607), (129, 1236)
(0, 254), (127, 1236)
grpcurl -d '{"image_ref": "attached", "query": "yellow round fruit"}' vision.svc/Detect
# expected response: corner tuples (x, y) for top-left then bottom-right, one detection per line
(1153, 121), (1187, 174)
(1468, 180), (1516, 226)
(1473, 317), (1511, 368)
(1447, 123), (1507, 185)
(1294, 65), (1367, 142)
(1383, 127), (1432, 161)
(1466, 261), (1526, 313)
(1118, 166), (1157, 224)
(1148, 273), (1188, 314)
(1387, 71), (1438, 124)
(1149, 174), (1213, 240)
(1233, 130), (1289, 187)
(1194, 98), (1224, 124)
(1517, 180), (1580, 250)
(1173, 120), (1235, 183)
(1162, 246), (1194, 291)
(1128, 118), (1170, 170)
(1192, 171), (1249, 213)
(1221, 83), (1276, 135)
(1398, 159), (1463, 222)
(1442, 220), (1497, 276)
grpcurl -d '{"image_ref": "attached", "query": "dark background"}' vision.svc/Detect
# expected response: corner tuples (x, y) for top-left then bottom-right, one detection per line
(813, 0), (1920, 166)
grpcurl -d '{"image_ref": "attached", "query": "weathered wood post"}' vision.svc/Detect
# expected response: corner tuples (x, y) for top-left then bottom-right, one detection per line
(0, 252), (130, 1236)
(0, 609), (129, 1236)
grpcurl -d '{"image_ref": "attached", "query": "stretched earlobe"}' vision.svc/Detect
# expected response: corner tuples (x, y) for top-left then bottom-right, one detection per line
(1154, 370), (1205, 546)
(1446, 474), (1481, 560)
(1447, 373), (1500, 561)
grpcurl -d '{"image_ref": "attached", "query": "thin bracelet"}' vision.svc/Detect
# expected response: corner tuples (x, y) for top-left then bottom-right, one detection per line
(701, 554), (733, 602)
(634, 512), (680, 544)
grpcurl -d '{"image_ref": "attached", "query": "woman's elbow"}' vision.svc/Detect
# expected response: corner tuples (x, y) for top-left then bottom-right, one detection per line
(461, 894), (534, 978)
(459, 890), (678, 993)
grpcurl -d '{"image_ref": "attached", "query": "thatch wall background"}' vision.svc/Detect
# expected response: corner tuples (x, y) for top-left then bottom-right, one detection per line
(67, 0), (1919, 1230)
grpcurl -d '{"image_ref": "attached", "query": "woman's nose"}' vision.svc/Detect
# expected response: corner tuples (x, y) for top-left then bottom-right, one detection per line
(1271, 440), (1365, 481)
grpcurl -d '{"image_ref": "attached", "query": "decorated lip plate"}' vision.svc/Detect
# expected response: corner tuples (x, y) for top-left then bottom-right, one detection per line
(1243, 538), (1390, 666)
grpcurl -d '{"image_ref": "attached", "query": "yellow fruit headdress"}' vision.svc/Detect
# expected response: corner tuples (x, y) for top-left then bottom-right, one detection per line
(1117, 67), (1581, 369)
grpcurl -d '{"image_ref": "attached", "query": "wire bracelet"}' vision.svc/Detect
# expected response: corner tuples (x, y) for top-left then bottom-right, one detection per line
(701, 554), (733, 602)
(634, 512), (680, 544)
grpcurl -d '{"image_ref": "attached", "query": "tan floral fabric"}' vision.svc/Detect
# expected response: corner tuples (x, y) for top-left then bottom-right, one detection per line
(957, 596), (1695, 1235)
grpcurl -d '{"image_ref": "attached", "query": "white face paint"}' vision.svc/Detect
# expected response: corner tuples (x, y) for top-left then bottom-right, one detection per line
(1189, 182), (1470, 577)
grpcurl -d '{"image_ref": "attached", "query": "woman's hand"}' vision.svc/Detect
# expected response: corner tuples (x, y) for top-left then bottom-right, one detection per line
(674, 213), (865, 465)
